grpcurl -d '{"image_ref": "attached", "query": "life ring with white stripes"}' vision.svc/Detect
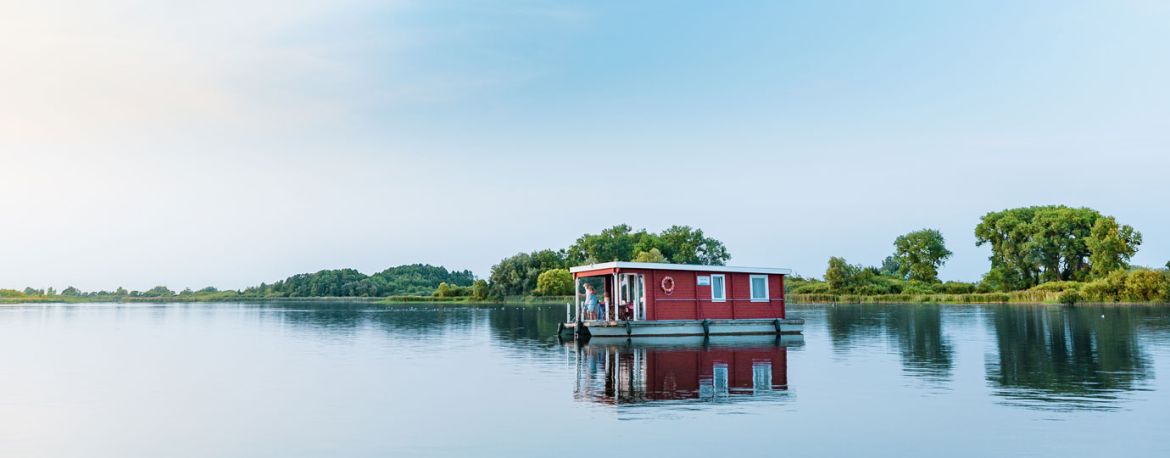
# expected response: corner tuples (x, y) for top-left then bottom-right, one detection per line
(661, 276), (675, 295)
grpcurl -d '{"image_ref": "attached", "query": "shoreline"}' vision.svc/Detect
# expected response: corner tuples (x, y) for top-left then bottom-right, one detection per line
(787, 293), (1169, 306)
(3, 296), (1166, 307)
(789, 300), (1169, 307)
(0, 295), (575, 306)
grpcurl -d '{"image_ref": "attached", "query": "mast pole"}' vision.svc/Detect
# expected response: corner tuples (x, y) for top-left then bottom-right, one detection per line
(613, 273), (618, 322)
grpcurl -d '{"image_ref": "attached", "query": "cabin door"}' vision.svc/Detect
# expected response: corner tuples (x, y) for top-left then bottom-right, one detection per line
(635, 274), (645, 320)
(620, 274), (646, 321)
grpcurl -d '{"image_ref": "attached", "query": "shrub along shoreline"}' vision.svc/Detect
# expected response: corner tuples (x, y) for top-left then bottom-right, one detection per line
(790, 206), (1169, 307)
(787, 292), (1167, 306)
(789, 268), (1170, 306)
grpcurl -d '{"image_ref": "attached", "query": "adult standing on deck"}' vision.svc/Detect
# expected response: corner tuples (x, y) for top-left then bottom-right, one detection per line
(581, 283), (599, 320)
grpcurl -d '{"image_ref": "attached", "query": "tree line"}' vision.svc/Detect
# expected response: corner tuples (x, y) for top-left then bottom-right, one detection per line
(790, 205), (1169, 303)
(2, 264), (483, 301)
(2, 285), (213, 299)
(7, 210), (1162, 305)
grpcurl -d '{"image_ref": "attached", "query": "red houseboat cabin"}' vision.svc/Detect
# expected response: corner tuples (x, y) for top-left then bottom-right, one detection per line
(561, 262), (804, 339)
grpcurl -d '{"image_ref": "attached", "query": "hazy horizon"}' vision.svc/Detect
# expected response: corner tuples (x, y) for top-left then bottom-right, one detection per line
(3, 1), (1168, 291)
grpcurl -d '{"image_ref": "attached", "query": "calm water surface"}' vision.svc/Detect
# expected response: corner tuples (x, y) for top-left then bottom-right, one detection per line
(2, 303), (1169, 457)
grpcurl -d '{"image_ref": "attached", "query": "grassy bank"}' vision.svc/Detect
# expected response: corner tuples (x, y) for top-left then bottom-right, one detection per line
(788, 291), (1169, 306)
(789, 267), (1170, 306)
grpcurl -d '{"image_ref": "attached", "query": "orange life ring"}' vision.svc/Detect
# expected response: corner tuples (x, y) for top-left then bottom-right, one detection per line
(661, 276), (675, 295)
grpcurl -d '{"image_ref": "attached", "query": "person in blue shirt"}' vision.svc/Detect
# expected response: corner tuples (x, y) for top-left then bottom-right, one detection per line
(581, 283), (599, 320)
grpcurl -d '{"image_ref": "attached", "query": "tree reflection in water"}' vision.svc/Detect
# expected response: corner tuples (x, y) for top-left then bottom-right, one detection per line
(255, 302), (479, 338)
(886, 305), (954, 381)
(986, 305), (1153, 411)
(487, 305), (565, 348)
(825, 304), (954, 382)
(248, 301), (1162, 412)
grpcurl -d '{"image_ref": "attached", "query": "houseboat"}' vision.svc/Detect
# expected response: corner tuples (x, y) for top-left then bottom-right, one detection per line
(559, 261), (804, 339)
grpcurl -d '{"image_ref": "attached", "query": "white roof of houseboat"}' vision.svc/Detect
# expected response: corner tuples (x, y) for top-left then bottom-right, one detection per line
(569, 261), (792, 275)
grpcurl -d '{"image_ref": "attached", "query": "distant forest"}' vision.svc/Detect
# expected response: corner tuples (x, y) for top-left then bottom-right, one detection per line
(248, 264), (476, 297)
(2, 264), (480, 301)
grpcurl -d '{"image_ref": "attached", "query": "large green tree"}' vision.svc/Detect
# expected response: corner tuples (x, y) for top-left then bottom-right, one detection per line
(1087, 216), (1142, 278)
(488, 249), (568, 296)
(976, 206), (1047, 290)
(470, 280), (491, 300)
(825, 256), (853, 291)
(975, 206), (1141, 291)
(566, 224), (729, 265)
(566, 224), (655, 264)
(535, 268), (573, 296)
(655, 225), (730, 265)
(893, 229), (952, 283)
(880, 256), (902, 278)
(633, 248), (668, 263)
(144, 286), (175, 297)
(1028, 206), (1097, 282)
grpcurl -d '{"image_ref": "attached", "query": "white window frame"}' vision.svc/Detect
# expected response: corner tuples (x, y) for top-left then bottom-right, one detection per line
(749, 274), (769, 302)
(710, 274), (726, 302)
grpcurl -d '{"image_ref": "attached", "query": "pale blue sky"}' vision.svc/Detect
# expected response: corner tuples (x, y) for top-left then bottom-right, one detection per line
(2, 0), (1168, 290)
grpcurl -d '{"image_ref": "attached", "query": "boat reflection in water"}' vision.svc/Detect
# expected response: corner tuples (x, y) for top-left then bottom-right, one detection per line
(571, 335), (802, 405)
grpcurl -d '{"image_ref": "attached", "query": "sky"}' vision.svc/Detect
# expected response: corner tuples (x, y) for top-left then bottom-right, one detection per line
(2, 0), (1169, 291)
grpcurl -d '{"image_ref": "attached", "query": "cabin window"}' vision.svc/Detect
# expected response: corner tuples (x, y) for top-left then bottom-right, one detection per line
(750, 275), (769, 302)
(711, 274), (726, 302)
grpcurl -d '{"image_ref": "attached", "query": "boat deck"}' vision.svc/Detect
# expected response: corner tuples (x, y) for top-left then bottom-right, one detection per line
(560, 318), (803, 338)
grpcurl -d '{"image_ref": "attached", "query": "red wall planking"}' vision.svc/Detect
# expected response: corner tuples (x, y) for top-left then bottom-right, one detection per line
(574, 267), (787, 321)
(640, 269), (785, 320)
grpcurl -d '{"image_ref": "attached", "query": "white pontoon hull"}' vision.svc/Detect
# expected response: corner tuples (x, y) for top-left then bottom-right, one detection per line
(562, 318), (803, 338)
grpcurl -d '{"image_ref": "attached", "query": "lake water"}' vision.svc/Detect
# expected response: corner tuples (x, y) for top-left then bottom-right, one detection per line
(2, 302), (1169, 457)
